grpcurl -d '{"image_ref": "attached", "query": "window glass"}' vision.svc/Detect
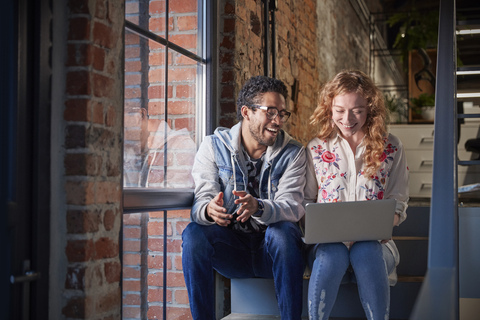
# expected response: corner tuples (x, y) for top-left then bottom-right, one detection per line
(124, 0), (204, 189)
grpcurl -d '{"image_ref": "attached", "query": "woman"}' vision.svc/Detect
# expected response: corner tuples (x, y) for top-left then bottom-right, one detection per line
(304, 70), (409, 320)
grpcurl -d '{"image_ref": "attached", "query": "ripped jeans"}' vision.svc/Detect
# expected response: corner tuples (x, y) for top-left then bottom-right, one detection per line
(307, 241), (395, 320)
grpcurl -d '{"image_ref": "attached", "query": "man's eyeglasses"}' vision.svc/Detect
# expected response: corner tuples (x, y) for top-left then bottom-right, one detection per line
(248, 105), (291, 123)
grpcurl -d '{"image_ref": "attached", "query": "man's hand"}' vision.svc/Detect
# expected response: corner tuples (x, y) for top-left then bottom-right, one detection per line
(232, 190), (259, 223)
(206, 192), (231, 227)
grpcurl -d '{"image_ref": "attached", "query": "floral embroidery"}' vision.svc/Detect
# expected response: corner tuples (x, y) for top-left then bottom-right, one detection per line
(311, 143), (341, 170)
(310, 135), (405, 203)
(318, 172), (347, 202)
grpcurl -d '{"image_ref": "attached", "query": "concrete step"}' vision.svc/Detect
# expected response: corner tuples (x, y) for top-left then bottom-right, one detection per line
(229, 277), (422, 320)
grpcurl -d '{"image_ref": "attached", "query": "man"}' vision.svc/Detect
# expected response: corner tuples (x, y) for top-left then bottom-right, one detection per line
(182, 76), (306, 319)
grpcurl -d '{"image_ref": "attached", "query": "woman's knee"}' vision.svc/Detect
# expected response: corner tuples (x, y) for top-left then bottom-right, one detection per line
(349, 241), (383, 264)
(310, 243), (350, 270)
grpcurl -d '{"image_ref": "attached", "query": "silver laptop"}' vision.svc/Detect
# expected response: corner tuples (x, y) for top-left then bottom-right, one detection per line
(303, 199), (396, 244)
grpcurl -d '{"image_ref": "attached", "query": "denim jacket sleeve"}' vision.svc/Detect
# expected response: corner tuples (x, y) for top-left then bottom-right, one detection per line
(255, 145), (307, 225)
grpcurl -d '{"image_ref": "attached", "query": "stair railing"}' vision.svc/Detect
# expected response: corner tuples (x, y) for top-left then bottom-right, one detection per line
(410, 0), (459, 319)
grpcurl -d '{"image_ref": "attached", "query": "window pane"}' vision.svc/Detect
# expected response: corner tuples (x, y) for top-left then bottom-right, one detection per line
(168, 0), (201, 56)
(125, 0), (202, 57)
(124, 29), (199, 189)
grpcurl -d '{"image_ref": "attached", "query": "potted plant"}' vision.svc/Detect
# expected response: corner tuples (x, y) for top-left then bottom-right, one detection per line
(410, 93), (435, 121)
(384, 92), (407, 123)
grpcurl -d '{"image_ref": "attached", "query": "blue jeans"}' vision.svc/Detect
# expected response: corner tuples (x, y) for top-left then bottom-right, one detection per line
(307, 241), (395, 320)
(182, 221), (305, 320)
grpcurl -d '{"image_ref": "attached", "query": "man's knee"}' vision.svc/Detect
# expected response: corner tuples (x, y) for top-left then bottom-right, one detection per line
(182, 222), (208, 251)
(265, 221), (303, 259)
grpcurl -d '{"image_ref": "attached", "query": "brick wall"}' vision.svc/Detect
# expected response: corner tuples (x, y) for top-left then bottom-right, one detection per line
(62, 0), (124, 319)
(217, 0), (382, 145)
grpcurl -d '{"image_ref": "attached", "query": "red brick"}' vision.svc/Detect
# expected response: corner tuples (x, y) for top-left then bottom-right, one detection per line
(65, 239), (95, 262)
(166, 306), (193, 320)
(122, 266), (141, 279)
(221, 84), (234, 99)
(123, 279), (141, 292)
(93, 21), (117, 49)
(123, 294), (141, 306)
(148, 221), (173, 236)
(149, 17), (173, 33)
(150, 51), (167, 66)
(224, 18), (235, 33)
(168, 101), (195, 115)
(94, 237), (119, 259)
(219, 51), (234, 65)
(145, 168), (164, 184)
(170, 0), (197, 13)
(148, 288), (172, 303)
(66, 70), (91, 96)
(221, 70), (234, 83)
(177, 16), (197, 31)
(105, 105), (116, 127)
(220, 35), (234, 50)
(125, 46), (140, 59)
(147, 272), (163, 286)
(167, 209), (191, 219)
(64, 153), (101, 176)
(175, 54), (198, 66)
(148, 85), (173, 99)
(125, 32), (139, 45)
(123, 253), (141, 266)
(66, 209), (101, 233)
(220, 101), (236, 114)
(96, 181), (121, 204)
(64, 99), (90, 122)
(149, 0), (165, 14)
(148, 68), (166, 84)
(169, 34), (197, 49)
(175, 85), (194, 99)
(166, 271), (186, 287)
(125, 60), (141, 72)
(105, 261), (122, 283)
(148, 238), (182, 253)
(125, 87), (141, 99)
(93, 73), (114, 98)
(65, 181), (95, 205)
(92, 101), (104, 124)
(176, 220), (190, 235)
(123, 239), (141, 252)
(147, 255), (164, 269)
(174, 117), (195, 132)
(175, 289), (189, 305)
(147, 306), (163, 319)
(174, 255), (183, 270)
(122, 306), (141, 319)
(68, 17), (90, 41)
(123, 226), (141, 239)
(104, 208), (116, 231)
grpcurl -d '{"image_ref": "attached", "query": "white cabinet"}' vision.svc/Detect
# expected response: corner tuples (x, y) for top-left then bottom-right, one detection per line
(389, 124), (480, 198)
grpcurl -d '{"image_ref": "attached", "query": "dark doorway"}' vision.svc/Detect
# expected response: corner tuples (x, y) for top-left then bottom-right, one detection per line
(1, 0), (51, 319)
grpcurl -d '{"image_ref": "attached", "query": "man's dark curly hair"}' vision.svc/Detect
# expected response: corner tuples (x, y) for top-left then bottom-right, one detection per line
(236, 76), (288, 120)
